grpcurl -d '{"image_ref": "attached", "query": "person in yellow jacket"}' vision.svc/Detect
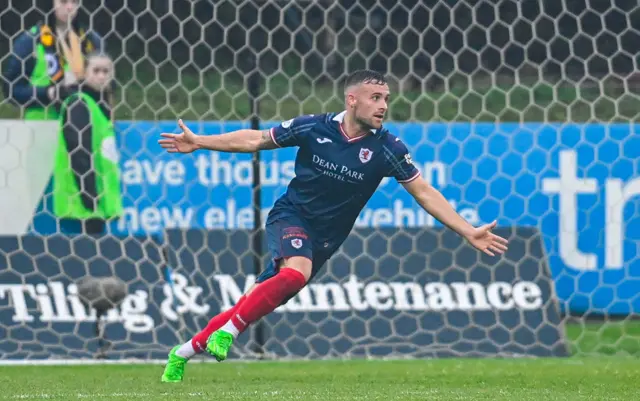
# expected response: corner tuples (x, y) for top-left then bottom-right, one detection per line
(2, 0), (101, 120)
(54, 52), (123, 234)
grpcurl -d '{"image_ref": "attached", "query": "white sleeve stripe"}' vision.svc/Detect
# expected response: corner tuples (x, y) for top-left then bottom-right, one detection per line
(269, 127), (281, 148)
(397, 171), (421, 183)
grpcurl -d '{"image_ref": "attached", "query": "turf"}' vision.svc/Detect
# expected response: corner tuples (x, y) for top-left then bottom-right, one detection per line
(1, 358), (639, 400)
(566, 320), (640, 356)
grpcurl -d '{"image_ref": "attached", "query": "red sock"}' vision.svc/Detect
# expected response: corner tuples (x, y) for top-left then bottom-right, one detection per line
(191, 295), (247, 352)
(230, 268), (306, 333)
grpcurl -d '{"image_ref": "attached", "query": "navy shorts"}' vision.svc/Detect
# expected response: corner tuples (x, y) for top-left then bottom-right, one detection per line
(255, 216), (335, 285)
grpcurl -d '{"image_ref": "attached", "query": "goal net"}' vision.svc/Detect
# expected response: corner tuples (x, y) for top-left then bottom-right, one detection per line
(0, 0), (639, 361)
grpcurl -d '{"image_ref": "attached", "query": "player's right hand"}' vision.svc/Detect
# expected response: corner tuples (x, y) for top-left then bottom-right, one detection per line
(159, 119), (199, 153)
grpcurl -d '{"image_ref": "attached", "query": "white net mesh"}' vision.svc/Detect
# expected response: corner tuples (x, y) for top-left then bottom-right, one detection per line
(0, 0), (639, 361)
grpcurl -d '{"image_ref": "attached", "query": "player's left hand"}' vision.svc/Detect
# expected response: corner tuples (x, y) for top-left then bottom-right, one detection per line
(464, 220), (509, 257)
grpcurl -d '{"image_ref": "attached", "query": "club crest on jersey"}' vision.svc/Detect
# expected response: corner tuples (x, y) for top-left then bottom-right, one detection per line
(291, 239), (303, 249)
(404, 153), (413, 165)
(359, 148), (373, 163)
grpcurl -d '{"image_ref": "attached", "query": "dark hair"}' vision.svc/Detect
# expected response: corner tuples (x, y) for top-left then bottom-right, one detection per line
(344, 70), (387, 92)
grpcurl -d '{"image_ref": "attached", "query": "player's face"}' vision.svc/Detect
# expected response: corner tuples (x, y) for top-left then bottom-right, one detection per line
(349, 83), (390, 130)
(54, 0), (79, 25)
(85, 56), (114, 91)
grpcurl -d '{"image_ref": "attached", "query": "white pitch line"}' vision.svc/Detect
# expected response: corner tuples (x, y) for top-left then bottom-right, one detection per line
(0, 358), (260, 366)
(0, 356), (393, 367)
(9, 393), (203, 400)
(0, 356), (613, 368)
(7, 393), (419, 401)
(7, 391), (292, 400)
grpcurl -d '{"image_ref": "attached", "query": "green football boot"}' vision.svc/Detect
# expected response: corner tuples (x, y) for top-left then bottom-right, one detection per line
(161, 345), (187, 383)
(206, 330), (234, 362)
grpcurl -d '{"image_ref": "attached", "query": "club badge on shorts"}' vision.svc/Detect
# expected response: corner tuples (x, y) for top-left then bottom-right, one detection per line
(291, 239), (303, 249)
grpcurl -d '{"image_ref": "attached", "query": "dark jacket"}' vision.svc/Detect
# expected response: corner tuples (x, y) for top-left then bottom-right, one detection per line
(1, 24), (102, 109)
(62, 86), (113, 212)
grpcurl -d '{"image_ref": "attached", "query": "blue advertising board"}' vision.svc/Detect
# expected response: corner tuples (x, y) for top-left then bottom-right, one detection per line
(29, 120), (640, 316)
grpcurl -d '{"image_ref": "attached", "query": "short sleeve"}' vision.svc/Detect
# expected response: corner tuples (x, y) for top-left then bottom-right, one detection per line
(269, 114), (318, 148)
(384, 137), (421, 183)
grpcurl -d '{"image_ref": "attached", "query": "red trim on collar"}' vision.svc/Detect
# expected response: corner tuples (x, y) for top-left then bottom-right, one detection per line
(339, 123), (368, 143)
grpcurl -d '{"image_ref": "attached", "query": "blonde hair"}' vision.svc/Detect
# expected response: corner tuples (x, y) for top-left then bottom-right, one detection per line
(85, 52), (116, 120)
(85, 51), (113, 65)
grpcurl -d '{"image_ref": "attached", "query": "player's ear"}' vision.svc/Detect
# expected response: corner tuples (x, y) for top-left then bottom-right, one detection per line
(346, 93), (356, 108)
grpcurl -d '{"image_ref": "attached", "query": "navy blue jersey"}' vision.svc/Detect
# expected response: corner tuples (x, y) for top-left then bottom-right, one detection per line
(267, 111), (420, 247)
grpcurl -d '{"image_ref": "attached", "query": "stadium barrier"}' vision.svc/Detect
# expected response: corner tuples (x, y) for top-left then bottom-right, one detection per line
(0, 227), (568, 361)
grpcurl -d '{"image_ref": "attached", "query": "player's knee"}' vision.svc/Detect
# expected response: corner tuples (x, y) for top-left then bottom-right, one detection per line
(280, 256), (312, 282)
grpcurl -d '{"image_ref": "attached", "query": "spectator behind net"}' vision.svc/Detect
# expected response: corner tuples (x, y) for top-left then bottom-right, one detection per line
(55, 52), (123, 235)
(1, 0), (101, 120)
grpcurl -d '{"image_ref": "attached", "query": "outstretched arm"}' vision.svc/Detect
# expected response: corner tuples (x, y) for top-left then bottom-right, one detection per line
(403, 177), (473, 237)
(194, 127), (277, 153)
(159, 120), (277, 153)
(403, 177), (508, 256)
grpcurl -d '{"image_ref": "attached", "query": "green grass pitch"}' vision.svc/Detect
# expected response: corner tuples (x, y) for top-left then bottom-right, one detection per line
(1, 357), (639, 401)
(1, 321), (638, 400)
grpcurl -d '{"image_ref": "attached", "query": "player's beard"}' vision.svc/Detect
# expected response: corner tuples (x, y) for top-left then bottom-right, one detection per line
(354, 113), (379, 131)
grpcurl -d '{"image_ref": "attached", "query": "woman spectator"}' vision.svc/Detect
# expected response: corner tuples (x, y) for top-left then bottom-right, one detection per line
(54, 52), (122, 234)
